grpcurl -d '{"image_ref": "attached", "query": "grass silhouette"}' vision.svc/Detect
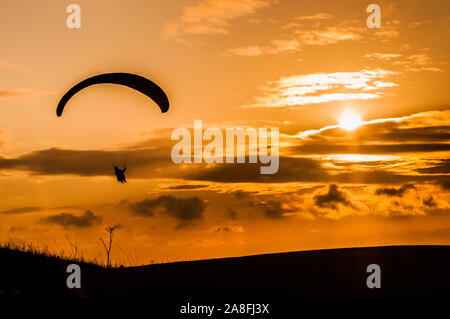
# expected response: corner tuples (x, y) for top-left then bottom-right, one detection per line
(0, 238), (102, 267)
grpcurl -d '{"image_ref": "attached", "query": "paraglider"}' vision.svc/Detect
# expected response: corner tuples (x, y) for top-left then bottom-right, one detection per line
(57, 72), (169, 183)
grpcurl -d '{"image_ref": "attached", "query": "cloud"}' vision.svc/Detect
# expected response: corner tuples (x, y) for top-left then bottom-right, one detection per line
(227, 208), (238, 220)
(364, 53), (402, 60)
(226, 39), (301, 56)
(256, 200), (291, 218)
(296, 110), (449, 140)
(9, 226), (28, 233)
(0, 206), (44, 215)
(294, 23), (362, 46)
(0, 147), (173, 177)
(227, 20), (362, 56)
(129, 195), (206, 229)
(408, 20), (433, 28)
(0, 145), (425, 185)
(407, 54), (433, 66)
(314, 184), (353, 210)
(39, 210), (102, 229)
(129, 199), (156, 217)
(375, 184), (416, 197)
(1, 111), (447, 187)
(231, 190), (256, 199)
(0, 58), (28, 71)
(292, 110), (450, 155)
(423, 196), (437, 207)
(333, 171), (446, 185)
(163, 0), (273, 42)
(243, 69), (397, 108)
(214, 225), (244, 233)
(420, 67), (445, 72)
(165, 184), (209, 190)
(185, 155), (447, 185)
(373, 27), (400, 40)
(415, 160), (450, 174)
(438, 180), (450, 190)
(226, 46), (266, 56)
(0, 88), (50, 100)
(393, 52), (445, 72)
(292, 143), (450, 155)
(295, 12), (332, 21)
(187, 157), (328, 183)
(0, 128), (13, 151)
(0, 131), (4, 149)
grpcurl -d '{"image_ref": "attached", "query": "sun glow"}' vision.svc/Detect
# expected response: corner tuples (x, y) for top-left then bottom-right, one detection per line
(323, 154), (399, 162)
(338, 110), (363, 131)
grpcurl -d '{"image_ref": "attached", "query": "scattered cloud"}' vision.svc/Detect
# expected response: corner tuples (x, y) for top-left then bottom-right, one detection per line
(214, 225), (244, 233)
(163, 0), (273, 43)
(408, 20), (432, 28)
(129, 196), (206, 229)
(0, 88), (51, 100)
(8, 226), (28, 233)
(226, 46), (266, 56)
(373, 27), (400, 40)
(227, 208), (238, 220)
(375, 183), (416, 197)
(295, 12), (332, 21)
(165, 184), (209, 190)
(393, 52), (445, 72)
(243, 69), (397, 108)
(39, 210), (102, 229)
(293, 110), (450, 154)
(423, 196), (437, 207)
(415, 160), (450, 174)
(231, 190), (256, 199)
(281, 12), (332, 30)
(407, 54), (433, 66)
(0, 58), (28, 71)
(314, 184), (353, 210)
(0, 206), (44, 215)
(186, 157), (448, 185)
(364, 53), (402, 60)
(292, 143), (450, 155)
(0, 147), (173, 178)
(0, 110), (448, 189)
(226, 38), (301, 56)
(294, 23), (361, 46)
(255, 200), (292, 218)
(187, 157), (328, 183)
(227, 20), (362, 56)
(438, 180), (450, 190)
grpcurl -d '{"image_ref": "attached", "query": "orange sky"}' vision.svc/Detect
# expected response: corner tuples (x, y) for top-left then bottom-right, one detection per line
(0, 0), (449, 266)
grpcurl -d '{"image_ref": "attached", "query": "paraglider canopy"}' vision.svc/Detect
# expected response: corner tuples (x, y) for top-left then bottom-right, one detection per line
(56, 72), (169, 116)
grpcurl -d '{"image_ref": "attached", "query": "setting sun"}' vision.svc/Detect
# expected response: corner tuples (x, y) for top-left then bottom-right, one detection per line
(338, 111), (363, 131)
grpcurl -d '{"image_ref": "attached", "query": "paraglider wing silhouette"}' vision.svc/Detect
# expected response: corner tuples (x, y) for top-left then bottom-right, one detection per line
(56, 72), (169, 116)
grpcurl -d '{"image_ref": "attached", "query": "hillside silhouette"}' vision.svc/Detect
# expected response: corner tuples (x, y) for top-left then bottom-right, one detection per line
(1, 245), (449, 306)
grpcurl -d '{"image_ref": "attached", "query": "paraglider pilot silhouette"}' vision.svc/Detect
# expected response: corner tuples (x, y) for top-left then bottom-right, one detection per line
(57, 73), (169, 183)
(114, 165), (127, 183)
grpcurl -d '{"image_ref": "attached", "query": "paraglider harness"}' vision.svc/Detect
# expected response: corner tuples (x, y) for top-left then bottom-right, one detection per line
(114, 164), (127, 183)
